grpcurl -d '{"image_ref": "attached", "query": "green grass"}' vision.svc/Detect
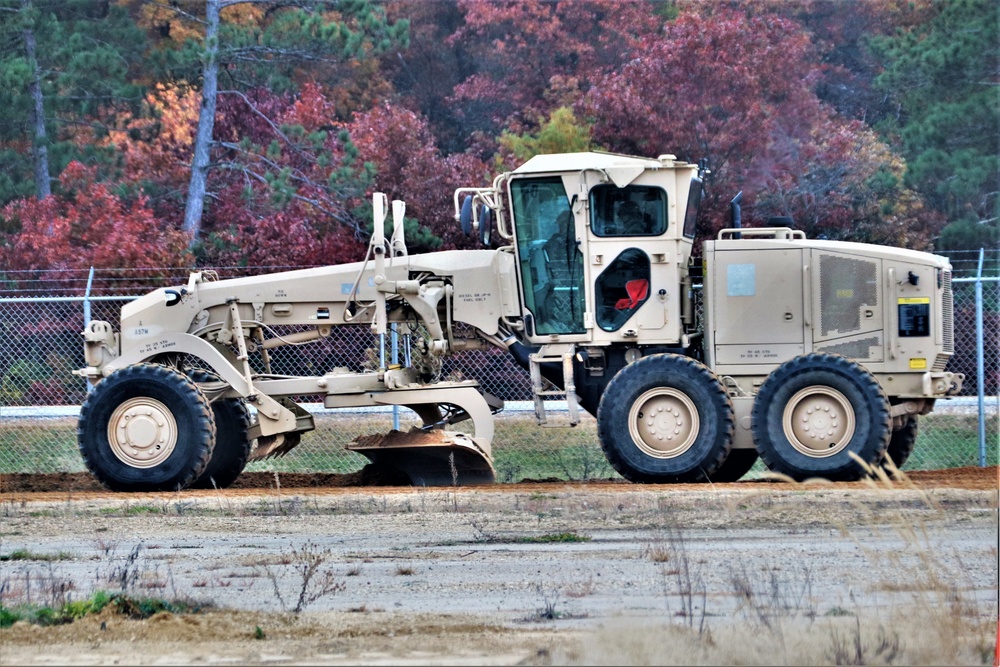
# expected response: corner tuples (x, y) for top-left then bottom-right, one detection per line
(0, 591), (209, 628)
(907, 413), (998, 469)
(0, 418), (86, 474)
(1, 410), (993, 479)
(515, 531), (591, 544)
(98, 505), (163, 516)
(0, 549), (75, 562)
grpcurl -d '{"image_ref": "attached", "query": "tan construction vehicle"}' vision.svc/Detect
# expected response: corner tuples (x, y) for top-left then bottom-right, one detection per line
(76, 152), (962, 491)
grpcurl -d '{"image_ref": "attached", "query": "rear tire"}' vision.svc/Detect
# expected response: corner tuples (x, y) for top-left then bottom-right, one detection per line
(78, 364), (215, 492)
(884, 416), (918, 471)
(751, 354), (890, 481)
(597, 354), (734, 483)
(707, 449), (759, 483)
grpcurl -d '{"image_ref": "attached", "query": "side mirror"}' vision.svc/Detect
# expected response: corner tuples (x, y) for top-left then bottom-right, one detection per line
(479, 205), (492, 246)
(460, 195), (474, 236)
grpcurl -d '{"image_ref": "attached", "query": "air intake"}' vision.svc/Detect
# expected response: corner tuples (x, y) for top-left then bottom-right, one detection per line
(819, 254), (878, 337)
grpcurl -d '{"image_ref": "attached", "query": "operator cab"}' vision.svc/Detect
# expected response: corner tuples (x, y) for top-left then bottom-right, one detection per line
(491, 152), (702, 347)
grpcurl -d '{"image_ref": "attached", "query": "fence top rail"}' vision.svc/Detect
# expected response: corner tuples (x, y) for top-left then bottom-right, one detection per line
(0, 295), (142, 303)
(953, 277), (999, 283)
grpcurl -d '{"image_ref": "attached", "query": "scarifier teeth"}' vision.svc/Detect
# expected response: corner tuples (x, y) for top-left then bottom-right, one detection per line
(248, 433), (302, 461)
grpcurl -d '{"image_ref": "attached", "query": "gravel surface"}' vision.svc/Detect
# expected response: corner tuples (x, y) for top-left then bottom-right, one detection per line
(1, 468), (997, 665)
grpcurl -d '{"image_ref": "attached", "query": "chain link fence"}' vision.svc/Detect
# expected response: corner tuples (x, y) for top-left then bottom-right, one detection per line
(2, 249), (997, 482)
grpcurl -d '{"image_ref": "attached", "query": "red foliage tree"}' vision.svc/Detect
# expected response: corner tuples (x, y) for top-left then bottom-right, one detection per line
(580, 6), (939, 246)
(0, 162), (191, 273)
(447, 0), (662, 149)
(348, 103), (490, 250)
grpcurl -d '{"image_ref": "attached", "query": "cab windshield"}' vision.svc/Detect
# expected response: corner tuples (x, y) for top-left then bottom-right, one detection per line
(509, 177), (586, 335)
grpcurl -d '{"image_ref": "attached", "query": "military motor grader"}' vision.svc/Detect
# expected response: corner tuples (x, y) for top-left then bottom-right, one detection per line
(77, 152), (962, 491)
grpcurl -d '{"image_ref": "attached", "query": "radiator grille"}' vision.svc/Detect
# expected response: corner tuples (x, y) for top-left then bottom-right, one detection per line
(820, 254), (878, 337)
(941, 269), (953, 354)
(932, 354), (950, 371)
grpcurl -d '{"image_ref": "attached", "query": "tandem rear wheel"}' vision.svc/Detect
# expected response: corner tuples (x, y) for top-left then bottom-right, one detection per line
(596, 354), (734, 483)
(751, 354), (891, 482)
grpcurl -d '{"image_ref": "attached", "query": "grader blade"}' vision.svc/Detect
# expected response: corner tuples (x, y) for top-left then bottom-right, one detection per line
(348, 429), (495, 486)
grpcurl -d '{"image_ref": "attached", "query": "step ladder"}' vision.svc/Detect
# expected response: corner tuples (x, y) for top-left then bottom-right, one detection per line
(528, 344), (581, 427)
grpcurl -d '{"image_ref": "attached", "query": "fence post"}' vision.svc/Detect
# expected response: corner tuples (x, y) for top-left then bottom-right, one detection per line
(83, 266), (95, 328)
(83, 266), (95, 394)
(391, 323), (400, 431)
(975, 249), (986, 467)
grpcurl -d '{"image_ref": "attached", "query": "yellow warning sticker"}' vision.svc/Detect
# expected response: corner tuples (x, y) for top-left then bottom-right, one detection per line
(909, 358), (928, 370)
(898, 297), (931, 305)
(836, 289), (854, 298)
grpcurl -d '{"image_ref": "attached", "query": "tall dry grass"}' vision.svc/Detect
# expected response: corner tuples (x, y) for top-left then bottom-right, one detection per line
(552, 457), (997, 666)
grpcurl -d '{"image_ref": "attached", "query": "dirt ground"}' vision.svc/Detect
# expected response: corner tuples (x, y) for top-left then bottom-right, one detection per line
(2, 464), (997, 495)
(1, 467), (997, 666)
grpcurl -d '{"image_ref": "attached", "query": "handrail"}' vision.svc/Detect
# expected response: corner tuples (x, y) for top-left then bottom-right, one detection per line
(717, 227), (806, 240)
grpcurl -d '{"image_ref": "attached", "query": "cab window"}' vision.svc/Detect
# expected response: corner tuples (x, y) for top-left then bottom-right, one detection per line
(594, 249), (652, 331)
(590, 185), (667, 237)
(509, 177), (586, 335)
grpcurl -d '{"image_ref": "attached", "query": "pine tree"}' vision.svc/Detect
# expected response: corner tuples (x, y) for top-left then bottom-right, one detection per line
(0, 0), (147, 207)
(872, 0), (999, 248)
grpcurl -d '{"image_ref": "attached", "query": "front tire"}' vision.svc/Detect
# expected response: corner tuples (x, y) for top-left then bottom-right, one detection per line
(597, 354), (734, 483)
(186, 370), (253, 489)
(751, 354), (890, 481)
(78, 364), (215, 492)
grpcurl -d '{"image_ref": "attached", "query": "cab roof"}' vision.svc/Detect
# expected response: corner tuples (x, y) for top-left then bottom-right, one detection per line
(512, 152), (689, 175)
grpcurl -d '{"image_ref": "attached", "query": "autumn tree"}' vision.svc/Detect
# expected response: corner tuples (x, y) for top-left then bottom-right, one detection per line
(581, 6), (940, 247)
(382, 1), (474, 153)
(582, 9), (824, 235)
(0, 161), (190, 272)
(753, 118), (943, 248)
(446, 0), (662, 152)
(201, 83), (373, 266)
(129, 0), (407, 242)
(348, 102), (490, 251)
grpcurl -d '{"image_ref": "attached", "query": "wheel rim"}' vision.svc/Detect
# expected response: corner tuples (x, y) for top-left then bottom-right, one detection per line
(628, 387), (700, 459)
(107, 397), (178, 468)
(782, 386), (855, 458)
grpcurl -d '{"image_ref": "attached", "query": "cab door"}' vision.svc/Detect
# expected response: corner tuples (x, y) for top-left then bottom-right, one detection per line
(507, 176), (586, 338)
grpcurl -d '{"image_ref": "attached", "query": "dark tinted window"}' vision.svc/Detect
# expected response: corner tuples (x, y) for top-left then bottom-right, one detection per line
(590, 185), (667, 237)
(683, 177), (702, 238)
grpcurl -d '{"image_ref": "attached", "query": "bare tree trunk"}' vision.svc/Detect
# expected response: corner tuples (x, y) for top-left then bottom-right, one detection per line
(183, 0), (221, 243)
(22, 0), (50, 203)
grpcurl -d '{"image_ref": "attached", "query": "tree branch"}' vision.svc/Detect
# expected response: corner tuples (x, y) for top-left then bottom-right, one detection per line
(139, 0), (206, 26)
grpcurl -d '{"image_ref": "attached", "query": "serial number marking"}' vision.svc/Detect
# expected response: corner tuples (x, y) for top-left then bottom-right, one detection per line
(138, 340), (176, 355)
(738, 349), (779, 360)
